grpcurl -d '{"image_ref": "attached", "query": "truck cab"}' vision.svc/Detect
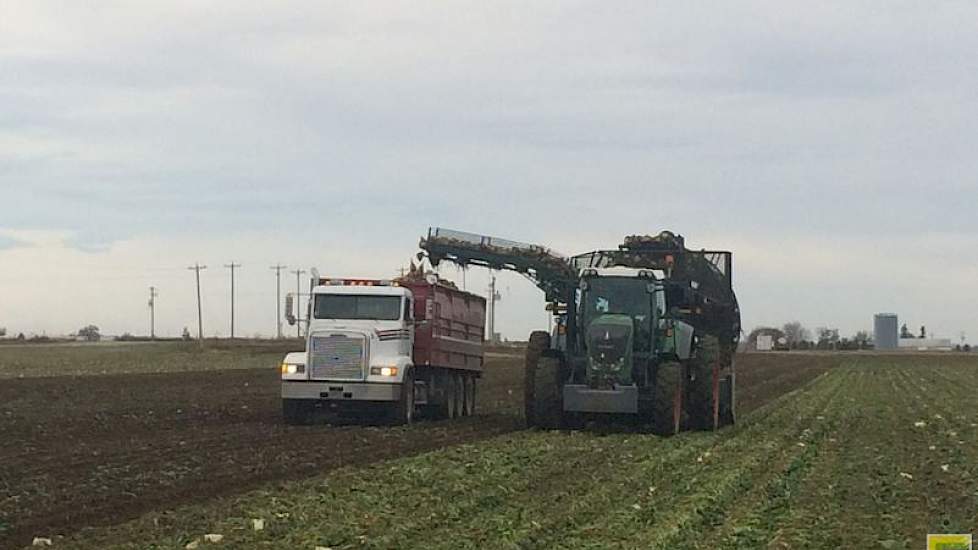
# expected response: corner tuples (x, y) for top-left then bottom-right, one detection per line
(281, 279), (416, 423)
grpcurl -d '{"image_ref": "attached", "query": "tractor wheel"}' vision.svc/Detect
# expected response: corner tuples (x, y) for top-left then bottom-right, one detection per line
(282, 399), (313, 426)
(524, 330), (548, 426)
(718, 351), (736, 426)
(651, 361), (685, 436)
(687, 335), (721, 431)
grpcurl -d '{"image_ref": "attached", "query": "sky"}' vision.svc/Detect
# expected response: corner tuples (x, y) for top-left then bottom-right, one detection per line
(1, 1), (977, 343)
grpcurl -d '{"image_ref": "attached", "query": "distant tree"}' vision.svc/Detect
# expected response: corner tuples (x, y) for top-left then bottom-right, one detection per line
(182, 327), (192, 341)
(16, 332), (25, 341)
(900, 324), (914, 339)
(815, 327), (840, 350)
(852, 330), (872, 350)
(965, 344), (972, 352)
(919, 325), (927, 339)
(782, 321), (811, 349)
(0, 327), (6, 337)
(78, 325), (101, 342)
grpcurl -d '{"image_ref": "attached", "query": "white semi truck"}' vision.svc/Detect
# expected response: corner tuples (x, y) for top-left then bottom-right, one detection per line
(280, 273), (486, 425)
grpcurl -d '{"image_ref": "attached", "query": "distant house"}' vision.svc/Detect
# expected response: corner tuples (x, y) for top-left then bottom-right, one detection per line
(898, 338), (953, 351)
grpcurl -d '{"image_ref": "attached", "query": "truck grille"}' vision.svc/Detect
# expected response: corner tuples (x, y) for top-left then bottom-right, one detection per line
(309, 334), (365, 380)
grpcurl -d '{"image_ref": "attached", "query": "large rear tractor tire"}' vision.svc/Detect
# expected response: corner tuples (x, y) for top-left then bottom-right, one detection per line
(719, 350), (736, 427)
(524, 331), (561, 429)
(282, 399), (314, 426)
(687, 335), (721, 431)
(651, 361), (685, 436)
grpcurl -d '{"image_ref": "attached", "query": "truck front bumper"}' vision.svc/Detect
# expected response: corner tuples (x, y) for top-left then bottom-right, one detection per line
(563, 384), (638, 414)
(281, 381), (401, 402)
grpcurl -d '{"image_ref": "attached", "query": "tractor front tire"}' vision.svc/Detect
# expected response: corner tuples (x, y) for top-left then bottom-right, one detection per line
(652, 362), (685, 436)
(525, 331), (561, 429)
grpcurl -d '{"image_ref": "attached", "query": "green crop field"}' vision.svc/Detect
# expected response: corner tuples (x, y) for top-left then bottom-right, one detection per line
(46, 354), (978, 550)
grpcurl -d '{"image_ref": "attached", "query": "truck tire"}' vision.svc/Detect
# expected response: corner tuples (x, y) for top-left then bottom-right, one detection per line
(443, 372), (459, 419)
(525, 331), (561, 428)
(453, 373), (466, 417)
(392, 370), (416, 425)
(687, 335), (721, 431)
(652, 361), (684, 436)
(462, 374), (476, 416)
(282, 399), (313, 426)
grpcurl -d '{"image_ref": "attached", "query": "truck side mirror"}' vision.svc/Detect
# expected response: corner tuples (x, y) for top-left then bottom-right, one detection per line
(285, 294), (296, 326)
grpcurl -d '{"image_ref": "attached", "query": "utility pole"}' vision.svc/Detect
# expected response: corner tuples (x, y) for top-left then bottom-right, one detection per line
(270, 264), (287, 339)
(224, 262), (242, 339)
(487, 274), (501, 343)
(292, 269), (306, 338)
(188, 263), (207, 343)
(148, 286), (159, 339)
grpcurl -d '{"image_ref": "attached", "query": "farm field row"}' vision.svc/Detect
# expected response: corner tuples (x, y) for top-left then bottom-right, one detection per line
(0, 341), (302, 379)
(47, 355), (978, 549)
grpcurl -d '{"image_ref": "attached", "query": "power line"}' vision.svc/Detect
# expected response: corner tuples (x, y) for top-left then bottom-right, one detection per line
(270, 264), (287, 339)
(224, 262), (242, 339)
(148, 286), (159, 340)
(291, 269), (306, 338)
(187, 263), (207, 343)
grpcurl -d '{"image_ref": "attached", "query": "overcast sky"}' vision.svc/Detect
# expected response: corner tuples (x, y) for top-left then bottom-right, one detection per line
(2, 1), (976, 342)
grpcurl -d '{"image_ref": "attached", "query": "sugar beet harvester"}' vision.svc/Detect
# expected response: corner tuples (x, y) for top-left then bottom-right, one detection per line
(419, 228), (741, 435)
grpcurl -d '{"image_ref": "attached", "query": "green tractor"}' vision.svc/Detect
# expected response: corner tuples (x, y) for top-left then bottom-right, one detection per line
(420, 228), (741, 435)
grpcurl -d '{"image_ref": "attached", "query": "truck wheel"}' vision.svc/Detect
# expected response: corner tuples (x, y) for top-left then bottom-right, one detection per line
(652, 362), (684, 436)
(392, 370), (416, 425)
(282, 399), (313, 426)
(687, 335), (720, 431)
(524, 330), (552, 428)
(453, 373), (466, 417)
(442, 372), (459, 419)
(462, 375), (476, 416)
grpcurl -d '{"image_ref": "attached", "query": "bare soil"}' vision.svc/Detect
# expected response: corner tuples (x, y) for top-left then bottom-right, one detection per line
(0, 351), (833, 548)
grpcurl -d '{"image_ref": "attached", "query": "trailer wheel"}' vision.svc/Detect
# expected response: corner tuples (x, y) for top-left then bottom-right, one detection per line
(453, 373), (466, 417)
(442, 372), (459, 419)
(651, 361), (684, 436)
(462, 375), (476, 416)
(282, 399), (313, 426)
(392, 370), (416, 425)
(687, 335), (721, 431)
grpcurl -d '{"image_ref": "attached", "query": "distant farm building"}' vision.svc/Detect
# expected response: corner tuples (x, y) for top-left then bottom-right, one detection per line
(898, 338), (954, 351)
(874, 313), (899, 350)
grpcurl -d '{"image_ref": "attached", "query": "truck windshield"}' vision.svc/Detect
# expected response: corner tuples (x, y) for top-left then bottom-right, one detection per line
(314, 295), (402, 321)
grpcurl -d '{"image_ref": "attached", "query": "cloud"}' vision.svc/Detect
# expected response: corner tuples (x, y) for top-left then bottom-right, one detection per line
(1, 1), (977, 341)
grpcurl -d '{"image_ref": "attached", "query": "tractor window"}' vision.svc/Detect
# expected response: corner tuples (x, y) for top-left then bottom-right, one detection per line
(583, 277), (653, 350)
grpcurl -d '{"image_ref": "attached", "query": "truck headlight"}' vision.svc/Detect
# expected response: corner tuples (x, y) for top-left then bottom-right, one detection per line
(280, 363), (304, 375)
(370, 366), (398, 377)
